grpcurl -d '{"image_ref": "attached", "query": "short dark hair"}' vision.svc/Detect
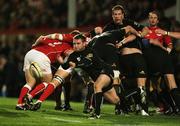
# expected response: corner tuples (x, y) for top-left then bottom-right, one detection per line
(73, 34), (86, 42)
(112, 5), (125, 14)
(149, 11), (160, 19)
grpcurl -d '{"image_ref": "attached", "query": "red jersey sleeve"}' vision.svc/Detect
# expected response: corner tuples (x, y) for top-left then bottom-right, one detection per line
(61, 34), (74, 43)
(40, 38), (60, 44)
(163, 35), (172, 46)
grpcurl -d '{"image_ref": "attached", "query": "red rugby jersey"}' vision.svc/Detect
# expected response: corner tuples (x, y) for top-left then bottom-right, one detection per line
(145, 26), (172, 46)
(32, 34), (73, 63)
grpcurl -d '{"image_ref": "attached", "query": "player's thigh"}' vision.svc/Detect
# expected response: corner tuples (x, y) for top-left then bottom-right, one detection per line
(94, 74), (111, 92)
(41, 73), (53, 82)
(24, 69), (36, 87)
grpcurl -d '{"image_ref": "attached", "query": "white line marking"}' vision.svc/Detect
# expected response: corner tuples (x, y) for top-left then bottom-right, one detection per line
(45, 117), (82, 123)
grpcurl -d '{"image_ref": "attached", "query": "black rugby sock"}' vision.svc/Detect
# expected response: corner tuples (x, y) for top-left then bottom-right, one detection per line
(54, 85), (62, 107)
(170, 88), (180, 108)
(64, 81), (71, 106)
(94, 92), (103, 115)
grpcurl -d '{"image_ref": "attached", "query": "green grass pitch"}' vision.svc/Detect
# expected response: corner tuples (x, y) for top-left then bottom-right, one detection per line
(0, 97), (180, 126)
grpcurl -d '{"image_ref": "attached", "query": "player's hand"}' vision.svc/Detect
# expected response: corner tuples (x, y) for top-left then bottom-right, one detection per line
(69, 61), (76, 68)
(115, 38), (127, 48)
(155, 29), (166, 35)
(115, 42), (123, 48)
(94, 27), (103, 35)
(64, 49), (74, 57)
(36, 35), (46, 43)
(57, 55), (64, 64)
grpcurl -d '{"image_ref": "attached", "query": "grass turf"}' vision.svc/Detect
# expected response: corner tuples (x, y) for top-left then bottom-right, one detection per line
(0, 97), (180, 126)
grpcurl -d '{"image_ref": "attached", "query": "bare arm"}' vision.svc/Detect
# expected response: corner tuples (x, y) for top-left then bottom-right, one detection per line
(32, 35), (46, 47)
(156, 29), (180, 39)
(139, 26), (149, 38)
(122, 25), (140, 36)
(116, 34), (136, 48)
(116, 25), (142, 48)
(45, 33), (63, 40)
(168, 32), (180, 39)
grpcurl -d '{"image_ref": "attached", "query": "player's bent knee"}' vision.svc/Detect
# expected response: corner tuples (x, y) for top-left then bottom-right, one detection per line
(113, 96), (120, 104)
(94, 84), (102, 92)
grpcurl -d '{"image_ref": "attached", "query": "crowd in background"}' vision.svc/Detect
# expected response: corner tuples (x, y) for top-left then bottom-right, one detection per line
(0, 35), (34, 97)
(0, 0), (179, 101)
(0, 0), (176, 29)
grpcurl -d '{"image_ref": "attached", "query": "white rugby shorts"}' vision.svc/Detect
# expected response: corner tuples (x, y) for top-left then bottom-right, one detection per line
(23, 49), (51, 74)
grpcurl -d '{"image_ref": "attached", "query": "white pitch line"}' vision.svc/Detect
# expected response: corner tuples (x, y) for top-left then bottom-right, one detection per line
(45, 117), (82, 123)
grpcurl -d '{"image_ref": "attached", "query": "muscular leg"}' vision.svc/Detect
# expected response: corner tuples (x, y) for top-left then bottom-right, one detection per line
(165, 74), (180, 111)
(113, 77), (126, 114)
(92, 74), (111, 117)
(38, 69), (70, 102)
(17, 70), (36, 105)
(137, 77), (147, 106)
(104, 88), (120, 104)
(54, 85), (62, 110)
(106, 87), (125, 114)
(62, 77), (73, 111)
(83, 82), (94, 113)
(165, 74), (177, 90)
(30, 69), (70, 111)
(136, 77), (149, 115)
(28, 73), (52, 99)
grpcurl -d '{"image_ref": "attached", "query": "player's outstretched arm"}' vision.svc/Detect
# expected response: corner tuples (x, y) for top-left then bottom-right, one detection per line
(156, 29), (180, 39)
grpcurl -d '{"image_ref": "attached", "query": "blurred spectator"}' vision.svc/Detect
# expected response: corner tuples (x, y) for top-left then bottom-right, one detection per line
(0, 0), (176, 30)
(0, 55), (7, 97)
(0, 34), (35, 97)
(0, 0), (68, 30)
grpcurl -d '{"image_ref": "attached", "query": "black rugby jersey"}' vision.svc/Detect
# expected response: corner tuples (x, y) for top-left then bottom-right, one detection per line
(63, 47), (113, 80)
(103, 19), (145, 49)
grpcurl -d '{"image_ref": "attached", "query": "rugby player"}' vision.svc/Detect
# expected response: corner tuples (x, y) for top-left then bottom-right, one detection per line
(103, 5), (149, 115)
(16, 32), (77, 110)
(30, 26), (141, 119)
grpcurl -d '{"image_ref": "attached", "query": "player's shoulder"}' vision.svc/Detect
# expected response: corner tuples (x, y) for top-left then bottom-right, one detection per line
(103, 21), (115, 31)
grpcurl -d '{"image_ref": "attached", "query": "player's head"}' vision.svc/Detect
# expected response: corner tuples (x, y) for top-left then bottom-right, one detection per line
(148, 11), (160, 26)
(112, 5), (125, 24)
(73, 34), (86, 52)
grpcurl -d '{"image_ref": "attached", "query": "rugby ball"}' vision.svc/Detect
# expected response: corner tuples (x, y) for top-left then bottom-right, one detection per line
(29, 62), (43, 80)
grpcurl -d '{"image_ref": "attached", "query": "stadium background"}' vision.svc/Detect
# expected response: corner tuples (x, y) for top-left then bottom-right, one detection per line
(0, 0), (179, 101)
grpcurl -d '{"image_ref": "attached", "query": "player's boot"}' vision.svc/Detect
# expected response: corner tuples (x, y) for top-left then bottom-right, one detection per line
(30, 102), (41, 111)
(54, 105), (63, 110)
(141, 109), (149, 116)
(15, 104), (28, 110)
(54, 101), (63, 110)
(88, 112), (101, 119)
(83, 101), (90, 114)
(115, 109), (125, 115)
(164, 106), (174, 115)
(24, 95), (33, 109)
(62, 104), (73, 111)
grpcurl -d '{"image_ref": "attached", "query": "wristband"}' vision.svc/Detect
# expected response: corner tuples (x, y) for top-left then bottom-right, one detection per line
(165, 31), (169, 36)
(120, 39), (126, 45)
(167, 47), (171, 53)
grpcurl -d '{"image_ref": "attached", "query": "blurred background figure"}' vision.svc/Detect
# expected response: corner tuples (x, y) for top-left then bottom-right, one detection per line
(0, 55), (7, 97)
